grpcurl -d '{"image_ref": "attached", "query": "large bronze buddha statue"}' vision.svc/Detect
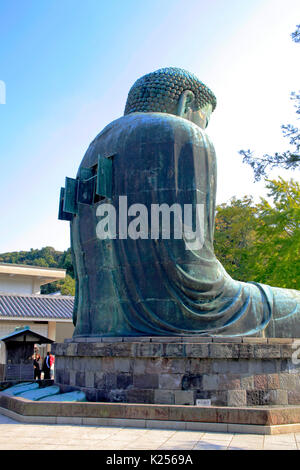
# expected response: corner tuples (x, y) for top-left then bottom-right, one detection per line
(59, 67), (300, 337)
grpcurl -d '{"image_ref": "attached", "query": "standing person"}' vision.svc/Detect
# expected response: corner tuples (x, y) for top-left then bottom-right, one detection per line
(32, 347), (41, 380)
(43, 352), (51, 380)
(49, 353), (55, 379)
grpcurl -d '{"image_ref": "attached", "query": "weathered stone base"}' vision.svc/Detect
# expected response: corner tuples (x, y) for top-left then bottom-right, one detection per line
(51, 337), (300, 407)
(2, 394), (300, 434)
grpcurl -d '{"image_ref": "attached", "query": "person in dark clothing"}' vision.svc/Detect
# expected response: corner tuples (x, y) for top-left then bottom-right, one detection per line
(32, 347), (41, 380)
(43, 352), (51, 380)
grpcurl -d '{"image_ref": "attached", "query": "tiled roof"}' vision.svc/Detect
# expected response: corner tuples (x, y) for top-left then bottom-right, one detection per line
(0, 294), (74, 320)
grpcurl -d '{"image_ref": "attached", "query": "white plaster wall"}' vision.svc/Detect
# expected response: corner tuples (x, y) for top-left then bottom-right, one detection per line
(0, 321), (49, 339)
(55, 322), (74, 343)
(0, 275), (41, 294)
(0, 341), (6, 365)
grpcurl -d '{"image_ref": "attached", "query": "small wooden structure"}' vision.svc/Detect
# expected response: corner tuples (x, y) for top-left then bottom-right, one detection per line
(0, 326), (53, 381)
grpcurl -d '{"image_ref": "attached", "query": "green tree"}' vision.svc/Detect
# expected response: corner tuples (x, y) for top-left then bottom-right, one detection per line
(41, 274), (75, 296)
(250, 178), (300, 289)
(292, 24), (300, 43)
(214, 178), (300, 289)
(214, 196), (260, 281)
(0, 246), (75, 295)
(58, 274), (76, 296)
(58, 248), (74, 277)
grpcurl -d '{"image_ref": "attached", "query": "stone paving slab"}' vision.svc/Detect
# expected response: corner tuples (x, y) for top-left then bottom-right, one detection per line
(0, 413), (300, 450)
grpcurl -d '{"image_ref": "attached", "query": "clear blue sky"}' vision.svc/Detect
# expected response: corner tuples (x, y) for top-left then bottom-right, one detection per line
(0, 0), (299, 253)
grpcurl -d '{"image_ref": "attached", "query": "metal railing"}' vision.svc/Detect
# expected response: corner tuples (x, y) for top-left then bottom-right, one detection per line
(0, 364), (34, 381)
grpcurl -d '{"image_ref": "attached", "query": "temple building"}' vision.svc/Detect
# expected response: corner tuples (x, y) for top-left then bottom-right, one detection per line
(0, 262), (74, 344)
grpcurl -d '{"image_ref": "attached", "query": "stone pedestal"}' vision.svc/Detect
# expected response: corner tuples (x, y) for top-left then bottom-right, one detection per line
(51, 337), (300, 407)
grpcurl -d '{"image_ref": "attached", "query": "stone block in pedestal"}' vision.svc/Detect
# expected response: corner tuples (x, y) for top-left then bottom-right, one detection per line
(51, 336), (300, 406)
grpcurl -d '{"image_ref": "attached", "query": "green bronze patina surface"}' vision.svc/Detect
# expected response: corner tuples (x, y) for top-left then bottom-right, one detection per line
(59, 67), (300, 337)
(2, 382), (39, 396)
(39, 390), (87, 402)
(17, 385), (60, 401)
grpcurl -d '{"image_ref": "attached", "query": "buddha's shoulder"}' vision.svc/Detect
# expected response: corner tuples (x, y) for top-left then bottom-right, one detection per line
(81, 113), (213, 168)
(94, 112), (211, 145)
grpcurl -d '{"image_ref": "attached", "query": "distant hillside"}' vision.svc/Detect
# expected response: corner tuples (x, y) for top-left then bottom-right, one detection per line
(0, 246), (75, 295)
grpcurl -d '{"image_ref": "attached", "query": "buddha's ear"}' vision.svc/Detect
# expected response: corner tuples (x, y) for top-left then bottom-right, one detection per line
(177, 90), (195, 117)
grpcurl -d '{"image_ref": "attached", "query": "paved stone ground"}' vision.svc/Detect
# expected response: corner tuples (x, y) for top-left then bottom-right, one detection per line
(0, 413), (299, 450)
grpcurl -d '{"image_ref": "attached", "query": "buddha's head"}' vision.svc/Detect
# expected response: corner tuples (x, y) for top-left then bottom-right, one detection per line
(124, 67), (216, 129)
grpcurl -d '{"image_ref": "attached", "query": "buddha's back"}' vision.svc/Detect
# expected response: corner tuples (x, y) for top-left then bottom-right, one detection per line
(57, 67), (300, 338)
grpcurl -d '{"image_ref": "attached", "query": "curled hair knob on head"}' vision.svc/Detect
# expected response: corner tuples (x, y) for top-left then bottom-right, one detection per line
(124, 67), (216, 116)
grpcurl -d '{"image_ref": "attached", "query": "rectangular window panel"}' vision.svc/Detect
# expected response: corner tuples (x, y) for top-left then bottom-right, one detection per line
(96, 155), (113, 199)
(58, 188), (73, 221)
(63, 177), (78, 215)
